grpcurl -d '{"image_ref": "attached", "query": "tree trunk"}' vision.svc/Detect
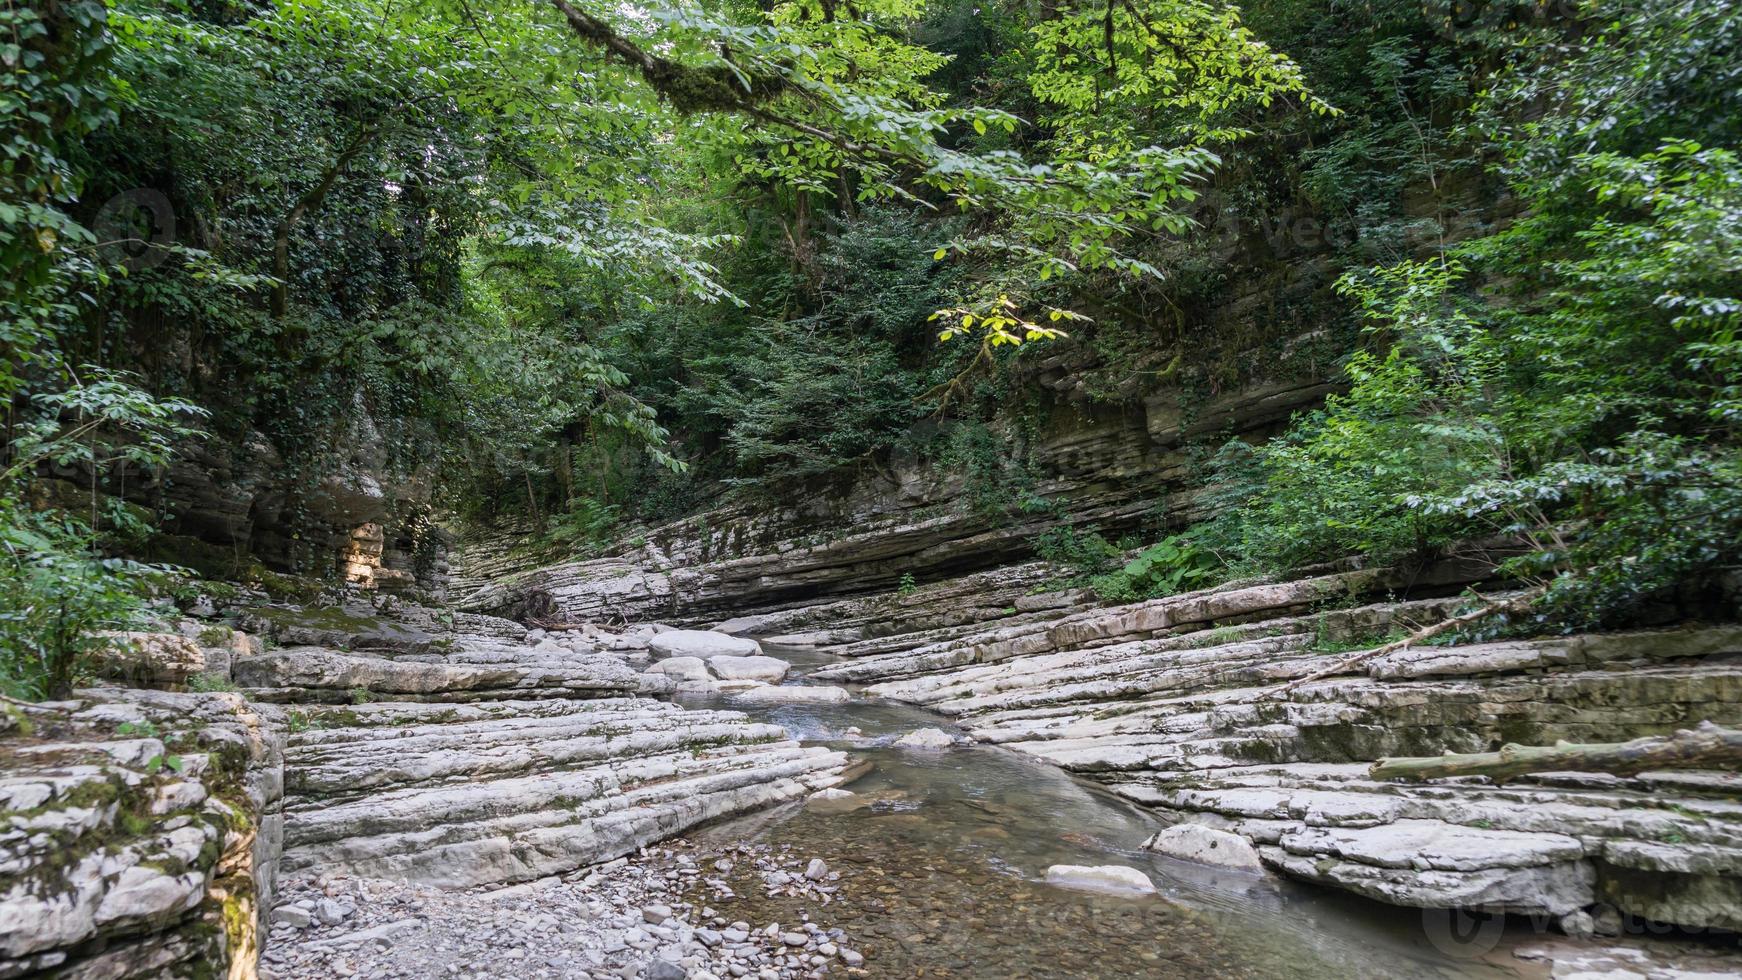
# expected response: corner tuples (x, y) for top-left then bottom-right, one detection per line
(1369, 722), (1742, 784)
(271, 125), (379, 318)
(555, 431), (574, 510)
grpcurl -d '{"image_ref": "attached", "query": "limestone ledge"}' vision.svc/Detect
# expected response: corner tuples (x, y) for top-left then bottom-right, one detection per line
(0, 689), (284, 980)
(278, 696), (847, 889)
(777, 559), (1742, 932)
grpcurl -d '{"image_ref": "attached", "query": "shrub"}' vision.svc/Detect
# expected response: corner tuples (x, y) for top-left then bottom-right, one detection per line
(1090, 533), (1222, 603)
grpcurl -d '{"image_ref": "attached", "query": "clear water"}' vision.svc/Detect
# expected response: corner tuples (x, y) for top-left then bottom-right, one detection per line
(671, 643), (1535, 979)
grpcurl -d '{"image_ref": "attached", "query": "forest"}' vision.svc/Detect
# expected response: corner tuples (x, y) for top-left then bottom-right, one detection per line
(4, 0), (1735, 699)
(2, 0), (1741, 975)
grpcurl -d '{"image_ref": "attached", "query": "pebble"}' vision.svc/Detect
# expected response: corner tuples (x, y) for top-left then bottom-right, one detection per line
(273, 906), (312, 929)
(259, 841), (861, 980)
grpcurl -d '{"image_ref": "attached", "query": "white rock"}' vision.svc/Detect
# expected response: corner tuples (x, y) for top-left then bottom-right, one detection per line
(707, 655), (789, 683)
(1143, 824), (1266, 872)
(273, 905), (313, 928)
(728, 685), (850, 705)
(649, 630), (762, 658)
(316, 898), (356, 924)
(893, 728), (956, 749)
(1043, 864), (1157, 896)
(645, 657), (713, 682)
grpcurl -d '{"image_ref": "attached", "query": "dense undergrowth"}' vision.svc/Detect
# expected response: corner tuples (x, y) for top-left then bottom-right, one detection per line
(2, 0), (1738, 696)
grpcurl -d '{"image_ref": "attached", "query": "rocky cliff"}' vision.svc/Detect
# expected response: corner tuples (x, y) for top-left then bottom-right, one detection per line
(456, 377), (1338, 625)
(1, 689), (282, 979)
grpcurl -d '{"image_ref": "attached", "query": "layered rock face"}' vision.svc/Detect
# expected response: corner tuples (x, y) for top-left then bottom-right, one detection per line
(456, 379), (1338, 624)
(3, 591), (849, 977)
(221, 600), (848, 891)
(279, 696), (844, 888)
(786, 566), (1742, 933)
(0, 690), (283, 979)
(34, 394), (452, 597)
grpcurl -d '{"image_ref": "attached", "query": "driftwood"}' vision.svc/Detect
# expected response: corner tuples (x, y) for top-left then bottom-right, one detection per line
(1369, 722), (1742, 783)
(1257, 587), (1546, 700)
(526, 616), (629, 634)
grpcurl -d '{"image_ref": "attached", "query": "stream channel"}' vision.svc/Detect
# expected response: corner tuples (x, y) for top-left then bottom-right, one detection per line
(667, 641), (1539, 979)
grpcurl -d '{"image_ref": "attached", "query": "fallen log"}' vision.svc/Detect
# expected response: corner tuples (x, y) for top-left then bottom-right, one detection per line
(1369, 721), (1742, 783)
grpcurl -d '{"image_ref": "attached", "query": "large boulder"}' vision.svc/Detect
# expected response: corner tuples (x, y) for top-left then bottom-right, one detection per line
(707, 655), (789, 683)
(1143, 824), (1265, 872)
(92, 631), (231, 687)
(893, 728), (957, 749)
(645, 656), (713, 683)
(648, 630), (761, 659)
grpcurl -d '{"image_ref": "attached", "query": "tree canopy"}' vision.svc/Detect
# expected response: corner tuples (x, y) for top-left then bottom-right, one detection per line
(3, 0), (1740, 695)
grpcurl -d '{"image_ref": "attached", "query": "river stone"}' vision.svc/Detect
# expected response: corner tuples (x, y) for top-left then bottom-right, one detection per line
(707, 655), (789, 683)
(805, 789), (864, 814)
(650, 630), (761, 658)
(728, 685), (850, 704)
(646, 656), (712, 682)
(1143, 824), (1265, 872)
(893, 728), (955, 749)
(1043, 865), (1157, 896)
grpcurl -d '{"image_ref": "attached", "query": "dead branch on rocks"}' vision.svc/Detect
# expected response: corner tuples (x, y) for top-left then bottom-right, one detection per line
(1257, 586), (1546, 700)
(1369, 721), (1742, 783)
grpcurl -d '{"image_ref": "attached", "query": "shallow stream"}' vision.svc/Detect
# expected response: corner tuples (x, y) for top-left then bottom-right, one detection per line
(673, 643), (1536, 979)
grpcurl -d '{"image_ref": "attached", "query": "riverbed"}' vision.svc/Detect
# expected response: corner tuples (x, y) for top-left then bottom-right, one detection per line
(671, 643), (1535, 979)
